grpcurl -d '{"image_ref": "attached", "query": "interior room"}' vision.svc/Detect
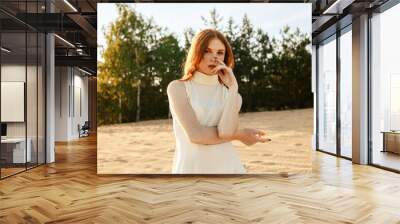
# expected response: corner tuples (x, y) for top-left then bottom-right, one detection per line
(313, 0), (400, 172)
(0, 0), (96, 179)
(0, 15), (46, 177)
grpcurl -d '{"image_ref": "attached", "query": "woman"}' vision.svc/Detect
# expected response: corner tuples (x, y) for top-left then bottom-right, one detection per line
(167, 29), (270, 174)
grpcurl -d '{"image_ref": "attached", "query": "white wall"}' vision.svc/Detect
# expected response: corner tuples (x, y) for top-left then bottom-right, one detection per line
(55, 67), (89, 141)
(55, 66), (70, 141)
(74, 70), (89, 139)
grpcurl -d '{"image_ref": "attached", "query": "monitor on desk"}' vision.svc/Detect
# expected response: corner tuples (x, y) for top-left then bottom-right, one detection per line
(1, 123), (7, 138)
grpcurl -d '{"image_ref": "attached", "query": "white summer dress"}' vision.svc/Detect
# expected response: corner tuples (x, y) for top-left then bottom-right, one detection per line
(170, 71), (246, 174)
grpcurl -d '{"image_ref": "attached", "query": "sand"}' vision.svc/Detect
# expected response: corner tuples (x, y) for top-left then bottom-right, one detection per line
(97, 108), (313, 174)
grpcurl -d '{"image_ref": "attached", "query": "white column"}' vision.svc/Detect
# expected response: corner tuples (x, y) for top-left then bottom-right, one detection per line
(352, 14), (369, 164)
(312, 45), (317, 150)
(46, 33), (55, 163)
(45, 1), (55, 163)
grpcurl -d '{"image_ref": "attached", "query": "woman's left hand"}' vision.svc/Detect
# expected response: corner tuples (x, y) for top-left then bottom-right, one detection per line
(234, 128), (271, 146)
(211, 59), (238, 91)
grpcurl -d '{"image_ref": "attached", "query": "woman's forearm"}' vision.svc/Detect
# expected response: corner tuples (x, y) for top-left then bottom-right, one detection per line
(217, 87), (240, 138)
(190, 126), (246, 145)
(190, 125), (234, 145)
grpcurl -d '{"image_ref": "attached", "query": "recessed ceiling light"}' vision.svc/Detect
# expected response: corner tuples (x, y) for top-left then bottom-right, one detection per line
(323, 0), (355, 15)
(54, 34), (75, 48)
(1, 47), (11, 53)
(63, 0), (78, 12)
(78, 67), (93, 76)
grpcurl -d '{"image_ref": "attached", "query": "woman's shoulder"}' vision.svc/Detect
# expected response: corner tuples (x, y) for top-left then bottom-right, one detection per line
(167, 80), (186, 96)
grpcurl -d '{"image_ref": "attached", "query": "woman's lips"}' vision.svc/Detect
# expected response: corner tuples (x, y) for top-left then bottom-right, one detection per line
(208, 65), (216, 69)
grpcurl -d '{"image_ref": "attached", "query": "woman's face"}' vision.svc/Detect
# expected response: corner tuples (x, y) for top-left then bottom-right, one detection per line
(198, 38), (226, 75)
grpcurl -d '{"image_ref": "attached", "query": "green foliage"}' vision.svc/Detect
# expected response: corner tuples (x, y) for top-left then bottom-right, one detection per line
(98, 5), (312, 125)
(201, 8), (223, 30)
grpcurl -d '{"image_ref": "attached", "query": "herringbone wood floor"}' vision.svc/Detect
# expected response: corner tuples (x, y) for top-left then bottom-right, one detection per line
(1, 135), (400, 223)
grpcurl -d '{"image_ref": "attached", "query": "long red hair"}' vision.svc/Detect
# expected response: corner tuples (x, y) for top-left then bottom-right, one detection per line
(181, 29), (235, 81)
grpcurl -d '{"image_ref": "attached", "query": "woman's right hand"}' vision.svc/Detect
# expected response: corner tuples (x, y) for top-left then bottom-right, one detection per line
(212, 59), (238, 91)
(235, 128), (271, 146)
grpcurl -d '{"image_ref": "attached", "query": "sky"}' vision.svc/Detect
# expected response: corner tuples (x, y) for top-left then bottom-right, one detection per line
(97, 3), (311, 62)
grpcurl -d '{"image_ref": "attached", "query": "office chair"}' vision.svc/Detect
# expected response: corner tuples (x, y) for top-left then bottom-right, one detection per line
(79, 121), (90, 138)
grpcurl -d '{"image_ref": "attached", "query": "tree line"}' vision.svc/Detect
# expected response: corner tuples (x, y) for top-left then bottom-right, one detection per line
(97, 4), (312, 126)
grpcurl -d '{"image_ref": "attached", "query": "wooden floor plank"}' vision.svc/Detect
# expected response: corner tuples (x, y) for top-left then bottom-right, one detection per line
(0, 135), (399, 223)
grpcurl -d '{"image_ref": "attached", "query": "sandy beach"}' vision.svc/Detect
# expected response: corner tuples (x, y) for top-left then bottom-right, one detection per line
(97, 108), (313, 174)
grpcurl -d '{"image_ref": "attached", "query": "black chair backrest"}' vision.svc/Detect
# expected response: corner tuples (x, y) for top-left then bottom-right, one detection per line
(82, 121), (90, 129)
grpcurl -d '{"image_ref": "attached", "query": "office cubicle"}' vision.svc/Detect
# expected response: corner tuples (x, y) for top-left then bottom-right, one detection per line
(0, 1), (46, 179)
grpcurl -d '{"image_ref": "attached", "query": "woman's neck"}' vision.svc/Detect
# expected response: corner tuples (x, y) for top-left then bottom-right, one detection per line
(192, 71), (219, 85)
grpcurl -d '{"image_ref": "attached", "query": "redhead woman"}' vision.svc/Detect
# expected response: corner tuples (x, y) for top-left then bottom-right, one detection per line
(167, 29), (270, 174)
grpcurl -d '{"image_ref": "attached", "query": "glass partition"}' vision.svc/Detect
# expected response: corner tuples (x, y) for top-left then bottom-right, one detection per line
(1, 30), (28, 177)
(317, 35), (337, 154)
(27, 31), (38, 169)
(339, 26), (352, 158)
(0, 1), (46, 179)
(38, 32), (45, 165)
(371, 3), (400, 171)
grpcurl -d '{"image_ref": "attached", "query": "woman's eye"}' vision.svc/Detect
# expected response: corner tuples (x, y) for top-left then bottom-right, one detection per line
(218, 52), (224, 55)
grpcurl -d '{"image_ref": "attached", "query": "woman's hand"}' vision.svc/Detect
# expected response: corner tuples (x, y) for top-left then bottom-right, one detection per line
(235, 128), (271, 146)
(211, 59), (238, 91)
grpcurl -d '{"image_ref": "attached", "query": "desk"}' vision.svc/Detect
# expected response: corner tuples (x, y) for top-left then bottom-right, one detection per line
(1, 138), (31, 163)
(381, 131), (400, 154)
